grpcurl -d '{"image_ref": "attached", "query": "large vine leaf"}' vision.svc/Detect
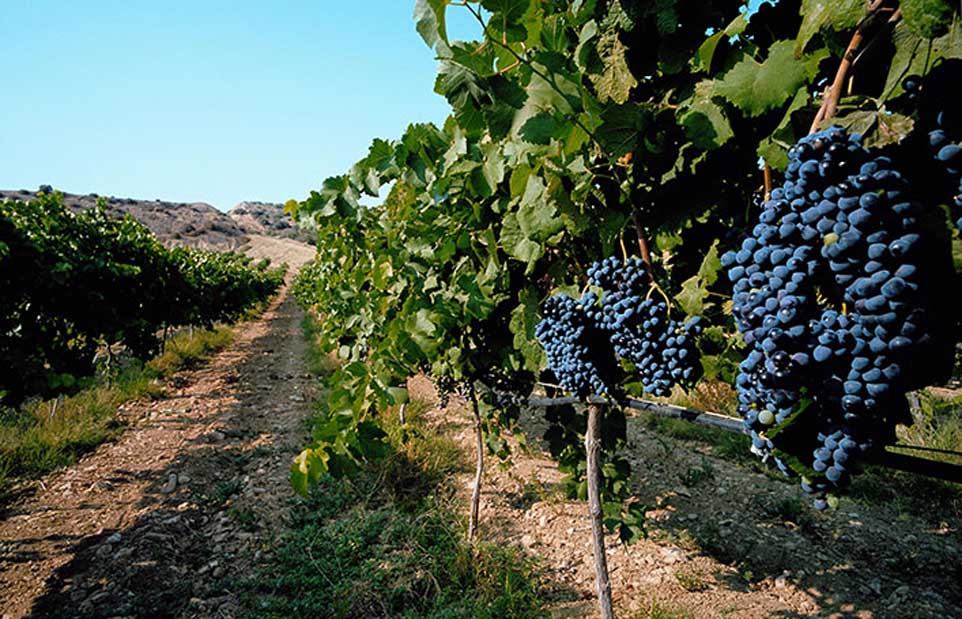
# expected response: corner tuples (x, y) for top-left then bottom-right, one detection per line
(509, 287), (546, 372)
(883, 19), (962, 99)
(715, 40), (827, 117)
(674, 240), (721, 316)
(901, 0), (954, 38)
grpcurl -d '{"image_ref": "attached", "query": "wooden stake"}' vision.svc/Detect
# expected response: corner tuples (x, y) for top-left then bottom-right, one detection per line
(586, 402), (615, 619)
(468, 383), (484, 543)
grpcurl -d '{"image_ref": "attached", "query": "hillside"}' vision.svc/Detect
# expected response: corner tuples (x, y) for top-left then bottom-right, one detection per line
(229, 201), (314, 244)
(0, 188), (311, 250)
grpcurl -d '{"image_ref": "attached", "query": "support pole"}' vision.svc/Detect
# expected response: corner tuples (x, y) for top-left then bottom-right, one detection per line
(586, 402), (615, 619)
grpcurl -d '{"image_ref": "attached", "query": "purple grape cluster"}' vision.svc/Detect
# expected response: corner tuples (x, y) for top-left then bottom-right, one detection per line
(722, 126), (945, 507)
(587, 256), (703, 397)
(535, 293), (617, 398)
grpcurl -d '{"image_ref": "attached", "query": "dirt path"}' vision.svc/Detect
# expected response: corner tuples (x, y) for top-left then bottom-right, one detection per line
(427, 387), (961, 619)
(0, 245), (315, 619)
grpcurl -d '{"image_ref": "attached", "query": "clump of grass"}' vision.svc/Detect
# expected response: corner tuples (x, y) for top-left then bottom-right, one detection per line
(147, 326), (234, 375)
(632, 599), (694, 619)
(669, 380), (739, 417)
(894, 389), (962, 463)
(674, 567), (710, 592)
(300, 314), (338, 377)
(0, 325), (235, 497)
(679, 458), (715, 487)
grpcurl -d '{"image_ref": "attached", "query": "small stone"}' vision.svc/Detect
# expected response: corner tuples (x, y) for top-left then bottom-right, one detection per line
(161, 474), (178, 494)
(178, 474), (191, 485)
(212, 566), (226, 578)
(106, 533), (122, 544)
(520, 535), (536, 548)
(774, 571), (790, 589)
(208, 431), (226, 442)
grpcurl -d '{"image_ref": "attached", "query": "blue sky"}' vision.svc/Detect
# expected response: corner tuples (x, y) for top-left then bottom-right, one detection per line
(0, 1), (482, 211)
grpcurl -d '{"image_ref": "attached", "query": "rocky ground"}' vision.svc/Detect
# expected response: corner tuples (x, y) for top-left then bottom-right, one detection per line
(425, 383), (962, 619)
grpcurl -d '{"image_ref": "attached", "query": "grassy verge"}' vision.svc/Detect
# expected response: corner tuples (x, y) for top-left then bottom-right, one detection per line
(241, 315), (547, 619)
(0, 326), (234, 496)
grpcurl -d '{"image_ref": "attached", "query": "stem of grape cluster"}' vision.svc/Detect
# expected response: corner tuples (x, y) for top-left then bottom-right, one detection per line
(630, 211), (653, 268)
(586, 402), (615, 619)
(763, 164), (773, 201)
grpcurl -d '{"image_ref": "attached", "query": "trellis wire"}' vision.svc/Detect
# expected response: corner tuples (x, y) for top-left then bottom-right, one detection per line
(523, 394), (962, 484)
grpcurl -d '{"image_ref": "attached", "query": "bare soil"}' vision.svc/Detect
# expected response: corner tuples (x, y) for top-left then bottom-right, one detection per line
(420, 378), (962, 619)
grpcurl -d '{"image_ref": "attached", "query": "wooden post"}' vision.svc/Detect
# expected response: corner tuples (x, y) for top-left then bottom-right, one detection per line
(586, 402), (615, 619)
(468, 383), (484, 542)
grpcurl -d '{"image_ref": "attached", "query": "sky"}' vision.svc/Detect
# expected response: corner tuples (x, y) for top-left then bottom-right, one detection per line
(0, 1), (482, 211)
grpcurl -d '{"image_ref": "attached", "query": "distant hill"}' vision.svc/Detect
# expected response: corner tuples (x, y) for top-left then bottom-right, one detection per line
(229, 201), (314, 244)
(0, 188), (313, 250)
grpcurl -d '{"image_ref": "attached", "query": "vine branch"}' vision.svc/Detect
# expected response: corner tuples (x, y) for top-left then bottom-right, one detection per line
(822, 0), (898, 123)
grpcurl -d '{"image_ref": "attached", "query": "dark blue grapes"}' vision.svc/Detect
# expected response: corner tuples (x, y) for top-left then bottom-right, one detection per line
(587, 256), (703, 397)
(723, 126), (944, 508)
(535, 293), (617, 398)
(537, 255), (704, 399)
(926, 125), (962, 231)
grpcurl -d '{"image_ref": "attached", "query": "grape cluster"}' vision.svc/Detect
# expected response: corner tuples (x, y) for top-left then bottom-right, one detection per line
(587, 256), (704, 396)
(535, 293), (617, 398)
(723, 126), (946, 506)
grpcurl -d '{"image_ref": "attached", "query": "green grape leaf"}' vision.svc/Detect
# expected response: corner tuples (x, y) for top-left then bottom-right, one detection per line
(715, 40), (826, 117)
(693, 31), (726, 73)
(481, 0), (532, 29)
(675, 240), (721, 316)
(883, 20), (962, 99)
(414, 0), (448, 49)
(518, 175), (564, 240)
(588, 26), (637, 104)
(675, 275), (710, 317)
(510, 287), (546, 372)
(821, 107), (915, 147)
(500, 212), (544, 272)
(758, 86), (810, 169)
(900, 0), (953, 38)
(679, 81), (734, 150)
(519, 111), (564, 144)
(795, 0), (864, 56)
(595, 102), (650, 158)
(697, 240), (722, 287)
